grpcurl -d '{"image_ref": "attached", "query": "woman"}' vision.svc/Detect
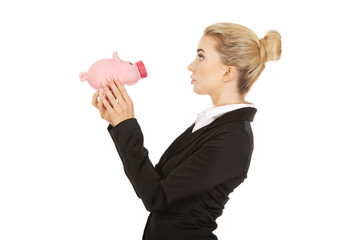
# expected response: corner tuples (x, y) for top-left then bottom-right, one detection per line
(92, 22), (281, 240)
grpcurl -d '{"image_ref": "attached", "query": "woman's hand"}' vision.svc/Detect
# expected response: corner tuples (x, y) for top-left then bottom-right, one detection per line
(92, 90), (112, 124)
(92, 75), (135, 127)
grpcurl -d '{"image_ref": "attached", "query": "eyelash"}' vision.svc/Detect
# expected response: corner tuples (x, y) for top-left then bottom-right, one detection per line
(198, 54), (204, 61)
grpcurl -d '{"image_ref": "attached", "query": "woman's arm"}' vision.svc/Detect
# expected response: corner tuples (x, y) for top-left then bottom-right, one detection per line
(95, 76), (252, 212)
(108, 118), (251, 212)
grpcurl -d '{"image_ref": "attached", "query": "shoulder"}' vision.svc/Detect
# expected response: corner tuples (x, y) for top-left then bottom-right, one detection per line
(217, 125), (250, 143)
(203, 124), (251, 150)
(210, 120), (250, 139)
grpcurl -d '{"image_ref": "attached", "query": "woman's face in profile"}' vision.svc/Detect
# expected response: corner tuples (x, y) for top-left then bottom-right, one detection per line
(188, 35), (227, 95)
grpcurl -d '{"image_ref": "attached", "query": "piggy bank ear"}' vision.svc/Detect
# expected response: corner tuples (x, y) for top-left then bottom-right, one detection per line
(79, 72), (87, 82)
(113, 51), (122, 64)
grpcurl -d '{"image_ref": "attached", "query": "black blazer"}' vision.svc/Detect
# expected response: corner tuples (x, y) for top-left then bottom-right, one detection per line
(107, 107), (257, 240)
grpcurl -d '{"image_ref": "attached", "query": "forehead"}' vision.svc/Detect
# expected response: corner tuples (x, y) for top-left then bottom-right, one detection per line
(198, 35), (219, 52)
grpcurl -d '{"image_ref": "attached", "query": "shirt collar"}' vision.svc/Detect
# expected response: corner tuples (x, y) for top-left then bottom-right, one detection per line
(196, 103), (255, 123)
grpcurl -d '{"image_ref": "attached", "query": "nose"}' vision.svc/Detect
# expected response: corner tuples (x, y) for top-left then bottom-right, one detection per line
(187, 59), (195, 72)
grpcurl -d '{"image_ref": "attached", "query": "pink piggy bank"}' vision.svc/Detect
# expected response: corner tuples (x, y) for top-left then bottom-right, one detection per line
(79, 51), (147, 91)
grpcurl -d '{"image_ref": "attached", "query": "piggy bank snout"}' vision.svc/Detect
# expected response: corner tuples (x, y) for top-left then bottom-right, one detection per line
(136, 61), (147, 78)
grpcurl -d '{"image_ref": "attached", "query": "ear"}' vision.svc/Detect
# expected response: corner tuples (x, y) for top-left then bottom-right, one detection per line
(223, 66), (237, 82)
(113, 51), (122, 64)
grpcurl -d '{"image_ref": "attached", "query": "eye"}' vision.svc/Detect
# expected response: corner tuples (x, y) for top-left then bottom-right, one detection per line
(128, 62), (133, 65)
(198, 54), (204, 61)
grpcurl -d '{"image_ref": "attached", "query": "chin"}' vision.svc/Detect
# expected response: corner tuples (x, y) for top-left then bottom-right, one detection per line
(193, 87), (207, 95)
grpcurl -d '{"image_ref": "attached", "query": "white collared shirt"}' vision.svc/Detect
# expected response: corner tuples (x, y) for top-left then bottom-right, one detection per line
(192, 103), (255, 133)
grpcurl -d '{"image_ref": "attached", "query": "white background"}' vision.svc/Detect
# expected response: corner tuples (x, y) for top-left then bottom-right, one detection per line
(1, 0), (359, 239)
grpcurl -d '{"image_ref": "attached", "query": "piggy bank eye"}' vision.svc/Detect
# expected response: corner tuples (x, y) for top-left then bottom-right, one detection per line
(128, 62), (133, 65)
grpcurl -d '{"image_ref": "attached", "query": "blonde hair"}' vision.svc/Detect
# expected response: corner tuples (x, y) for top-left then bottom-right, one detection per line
(204, 22), (282, 95)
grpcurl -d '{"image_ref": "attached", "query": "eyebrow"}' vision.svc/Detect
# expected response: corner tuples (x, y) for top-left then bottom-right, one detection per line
(197, 49), (205, 53)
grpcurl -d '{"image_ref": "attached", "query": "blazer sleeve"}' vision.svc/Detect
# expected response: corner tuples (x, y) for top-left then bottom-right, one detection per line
(107, 118), (251, 212)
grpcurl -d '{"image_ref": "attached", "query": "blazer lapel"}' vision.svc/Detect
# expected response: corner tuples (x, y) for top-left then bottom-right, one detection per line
(158, 107), (257, 169)
(155, 123), (195, 171)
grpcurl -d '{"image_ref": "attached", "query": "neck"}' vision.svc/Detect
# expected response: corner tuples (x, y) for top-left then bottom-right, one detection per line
(210, 92), (251, 107)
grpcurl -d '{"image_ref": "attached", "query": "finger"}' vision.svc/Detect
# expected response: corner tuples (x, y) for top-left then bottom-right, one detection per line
(108, 76), (124, 103)
(97, 97), (108, 119)
(100, 93), (116, 116)
(92, 91), (99, 106)
(95, 97), (106, 120)
(97, 93), (104, 108)
(113, 76), (132, 104)
(102, 79), (118, 107)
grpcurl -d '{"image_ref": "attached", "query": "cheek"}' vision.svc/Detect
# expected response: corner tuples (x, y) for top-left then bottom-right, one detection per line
(199, 65), (219, 84)
(197, 64), (211, 79)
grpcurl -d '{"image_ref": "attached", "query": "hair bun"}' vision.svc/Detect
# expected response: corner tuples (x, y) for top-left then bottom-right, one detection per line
(259, 30), (282, 63)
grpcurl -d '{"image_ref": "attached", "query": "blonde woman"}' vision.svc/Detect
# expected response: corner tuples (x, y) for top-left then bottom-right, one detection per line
(92, 22), (281, 240)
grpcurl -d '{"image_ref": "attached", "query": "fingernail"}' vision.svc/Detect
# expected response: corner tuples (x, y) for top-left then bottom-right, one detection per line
(107, 76), (111, 82)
